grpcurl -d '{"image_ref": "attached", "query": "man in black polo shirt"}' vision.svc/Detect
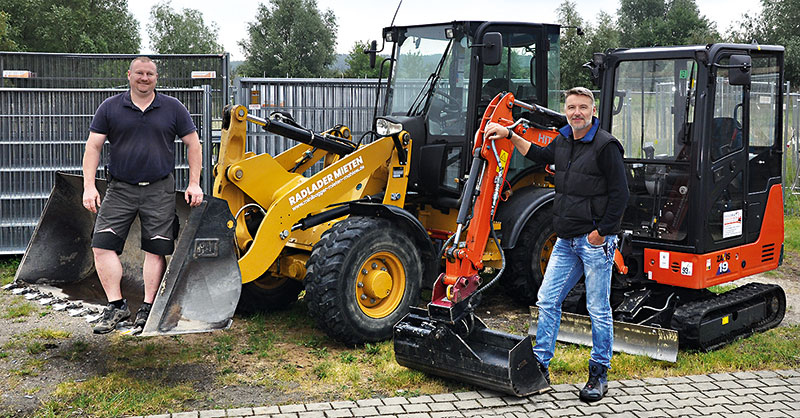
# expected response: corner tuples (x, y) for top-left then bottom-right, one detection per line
(81, 56), (204, 334)
(485, 87), (628, 402)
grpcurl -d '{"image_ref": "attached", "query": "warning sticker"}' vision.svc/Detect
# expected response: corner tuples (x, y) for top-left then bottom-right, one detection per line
(723, 209), (743, 239)
(660, 252), (669, 269)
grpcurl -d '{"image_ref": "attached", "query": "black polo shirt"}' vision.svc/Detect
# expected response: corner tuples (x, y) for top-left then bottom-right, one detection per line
(89, 90), (196, 184)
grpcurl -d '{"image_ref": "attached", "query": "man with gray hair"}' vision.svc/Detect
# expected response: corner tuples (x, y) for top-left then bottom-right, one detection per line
(81, 56), (204, 334)
(485, 87), (628, 401)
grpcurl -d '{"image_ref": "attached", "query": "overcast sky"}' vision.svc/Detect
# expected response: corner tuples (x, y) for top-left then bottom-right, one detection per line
(127, 0), (763, 60)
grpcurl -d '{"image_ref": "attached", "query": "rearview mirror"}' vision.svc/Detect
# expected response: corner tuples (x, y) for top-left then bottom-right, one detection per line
(366, 40), (378, 69)
(729, 54), (751, 86)
(481, 32), (502, 66)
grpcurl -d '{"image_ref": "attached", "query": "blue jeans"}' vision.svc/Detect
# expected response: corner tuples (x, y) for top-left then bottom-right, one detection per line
(533, 232), (617, 369)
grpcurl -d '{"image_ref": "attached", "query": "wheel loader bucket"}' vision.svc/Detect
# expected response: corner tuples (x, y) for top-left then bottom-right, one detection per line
(394, 307), (550, 397)
(15, 172), (241, 336)
(529, 307), (679, 362)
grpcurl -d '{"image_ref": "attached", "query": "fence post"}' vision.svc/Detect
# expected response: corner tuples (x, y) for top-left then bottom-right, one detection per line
(202, 85), (213, 194)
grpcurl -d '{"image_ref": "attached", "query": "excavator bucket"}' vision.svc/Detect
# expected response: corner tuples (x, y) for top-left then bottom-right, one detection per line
(529, 307), (679, 362)
(394, 307), (550, 397)
(14, 172), (241, 336)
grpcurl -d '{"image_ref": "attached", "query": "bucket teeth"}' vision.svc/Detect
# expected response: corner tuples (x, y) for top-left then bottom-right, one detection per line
(39, 297), (63, 306)
(54, 301), (81, 311)
(36, 293), (55, 305)
(24, 291), (44, 300)
(2, 282), (23, 291)
(11, 286), (32, 295)
(68, 307), (93, 317)
(85, 311), (104, 323)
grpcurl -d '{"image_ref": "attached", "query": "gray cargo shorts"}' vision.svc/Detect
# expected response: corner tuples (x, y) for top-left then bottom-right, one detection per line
(91, 173), (177, 255)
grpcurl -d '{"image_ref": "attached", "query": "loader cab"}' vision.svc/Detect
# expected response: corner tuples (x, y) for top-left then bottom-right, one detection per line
(380, 21), (561, 205)
(595, 44), (784, 281)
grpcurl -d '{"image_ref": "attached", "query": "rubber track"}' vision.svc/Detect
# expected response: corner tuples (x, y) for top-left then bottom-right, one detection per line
(670, 282), (785, 351)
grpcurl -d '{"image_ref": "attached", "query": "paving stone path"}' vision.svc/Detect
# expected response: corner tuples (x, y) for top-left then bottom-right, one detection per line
(130, 369), (800, 418)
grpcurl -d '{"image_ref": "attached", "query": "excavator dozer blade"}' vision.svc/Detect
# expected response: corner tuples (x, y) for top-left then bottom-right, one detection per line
(529, 307), (678, 363)
(15, 172), (241, 336)
(394, 307), (550, 397)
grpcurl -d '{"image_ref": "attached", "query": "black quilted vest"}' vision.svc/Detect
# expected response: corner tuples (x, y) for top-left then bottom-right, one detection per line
(552, 128), (623, 238)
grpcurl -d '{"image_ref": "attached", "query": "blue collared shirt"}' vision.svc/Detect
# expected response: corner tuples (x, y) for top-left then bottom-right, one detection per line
(559, 116), (600, 143)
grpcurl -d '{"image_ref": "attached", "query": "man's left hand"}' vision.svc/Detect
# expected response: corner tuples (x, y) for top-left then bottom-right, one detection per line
(185, 184), (203, 207)
(588, 230), (605, 246)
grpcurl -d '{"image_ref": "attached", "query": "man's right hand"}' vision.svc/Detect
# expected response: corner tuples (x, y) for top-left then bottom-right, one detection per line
(83, 186), (101, 213)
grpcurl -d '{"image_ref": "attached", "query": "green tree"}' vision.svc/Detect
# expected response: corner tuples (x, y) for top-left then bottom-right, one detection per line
(729, 0), (799, 88)
(589, 11), (620, 57)
(343, 40), (382, 78)
(147, 1), (223, 54)
(237, 0), (337, 77)
(557, 1), (592, 89)
(0, 11), (19, 51)
(617, 0), (719, 47)
(0, 0), (139, 53)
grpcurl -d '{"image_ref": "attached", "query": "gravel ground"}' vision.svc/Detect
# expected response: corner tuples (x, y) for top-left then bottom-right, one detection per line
(1, 256), (799, 417)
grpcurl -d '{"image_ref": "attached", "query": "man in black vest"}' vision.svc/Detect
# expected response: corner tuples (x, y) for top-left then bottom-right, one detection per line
(81, 57), (204, 334)
(485, 87), (628, 401)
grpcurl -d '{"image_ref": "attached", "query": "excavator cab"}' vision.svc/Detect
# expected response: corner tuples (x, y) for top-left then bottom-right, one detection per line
(585, 45), (786, 350)
(377, 21), (562, 207)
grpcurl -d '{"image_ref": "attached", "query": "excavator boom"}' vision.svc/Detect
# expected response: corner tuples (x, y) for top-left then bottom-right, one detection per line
(394, 93), (559, 396)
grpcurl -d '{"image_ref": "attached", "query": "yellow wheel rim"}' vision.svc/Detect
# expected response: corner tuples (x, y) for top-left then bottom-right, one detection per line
(355, 251), (406, 318)
(539, 232), (558, 275)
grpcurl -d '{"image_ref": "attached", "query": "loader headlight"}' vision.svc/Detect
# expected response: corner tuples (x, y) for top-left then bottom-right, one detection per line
(376, 117), (404, 136)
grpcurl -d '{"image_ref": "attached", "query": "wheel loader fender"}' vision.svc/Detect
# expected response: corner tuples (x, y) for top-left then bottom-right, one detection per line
(349, 202), (438, 289)
(494, 186), (554, 250)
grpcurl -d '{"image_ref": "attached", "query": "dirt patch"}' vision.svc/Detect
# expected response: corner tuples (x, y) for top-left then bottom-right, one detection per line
(1, 254), (799, 416)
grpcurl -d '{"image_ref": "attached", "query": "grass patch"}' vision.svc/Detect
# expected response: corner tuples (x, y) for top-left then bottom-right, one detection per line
(0, 256), (20, 286)
(63, 340), (90, 361)
(2, 298), (36, 319)
(38, 372), (197, 418)
(26, 328), (70, 340)
(212, 334), (234, 362)
(9, 359), (45, 377)
(785, 216), (800, 253)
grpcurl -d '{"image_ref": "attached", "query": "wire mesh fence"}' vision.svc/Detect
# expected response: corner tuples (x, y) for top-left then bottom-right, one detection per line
(0, 87), (209, 254)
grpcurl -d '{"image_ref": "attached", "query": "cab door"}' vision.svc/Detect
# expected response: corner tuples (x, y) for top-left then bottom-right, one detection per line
(701, 52), (750, 253)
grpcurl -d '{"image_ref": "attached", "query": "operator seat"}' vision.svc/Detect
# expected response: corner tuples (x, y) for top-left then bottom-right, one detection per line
(710, 117), (743, 160)
(481, 78), (513, 101)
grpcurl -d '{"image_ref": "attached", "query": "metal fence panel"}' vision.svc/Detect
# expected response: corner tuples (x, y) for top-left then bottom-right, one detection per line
(236, 78), (387, 156)
(0, 52), (229, 117)
(0, 87), (208, 254)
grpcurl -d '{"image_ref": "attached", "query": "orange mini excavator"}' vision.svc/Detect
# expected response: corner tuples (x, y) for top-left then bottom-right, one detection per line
(394, 92), (562, 396)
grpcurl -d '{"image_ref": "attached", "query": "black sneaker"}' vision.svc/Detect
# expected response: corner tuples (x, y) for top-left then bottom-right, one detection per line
(134, 302), (152, 328)
(93, 302), (130, 334)
(579, 360), (609, 402)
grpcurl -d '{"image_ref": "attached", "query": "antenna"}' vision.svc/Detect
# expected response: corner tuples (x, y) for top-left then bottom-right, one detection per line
(391, 0), (403, 27)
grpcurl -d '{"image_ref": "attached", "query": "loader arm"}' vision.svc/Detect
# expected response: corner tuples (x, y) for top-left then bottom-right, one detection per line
(214, 105), (409, 283)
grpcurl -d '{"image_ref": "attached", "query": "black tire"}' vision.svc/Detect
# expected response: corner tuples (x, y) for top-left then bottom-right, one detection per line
(236, 275), (304, 314)
(304, 216), (422, 345)
(503, 206), (556, 304)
